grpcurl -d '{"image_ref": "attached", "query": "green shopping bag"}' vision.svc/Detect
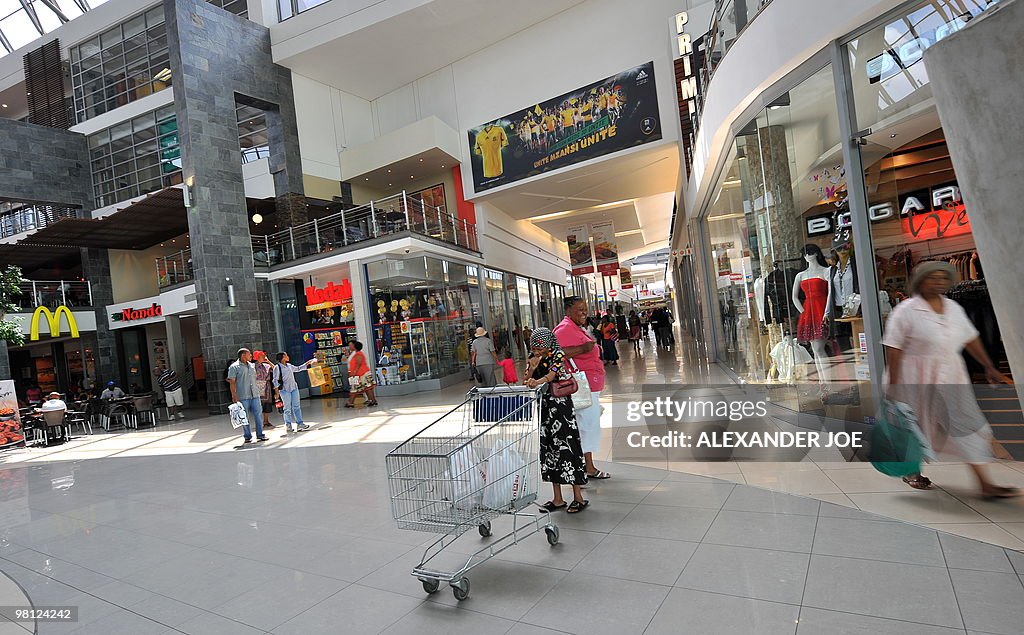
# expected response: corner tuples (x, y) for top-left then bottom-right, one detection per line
(870, 400), (923, 477)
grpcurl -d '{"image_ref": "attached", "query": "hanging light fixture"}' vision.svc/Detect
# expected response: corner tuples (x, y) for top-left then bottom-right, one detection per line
(252, 213), (263, 224)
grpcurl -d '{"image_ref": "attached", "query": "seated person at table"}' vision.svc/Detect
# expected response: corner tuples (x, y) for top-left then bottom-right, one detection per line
(100, 381), (126, 400)
(39, 392), (67, 412)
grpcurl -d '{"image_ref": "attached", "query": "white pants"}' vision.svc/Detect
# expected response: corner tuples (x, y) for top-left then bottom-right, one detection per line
(575, 390), (602, 454)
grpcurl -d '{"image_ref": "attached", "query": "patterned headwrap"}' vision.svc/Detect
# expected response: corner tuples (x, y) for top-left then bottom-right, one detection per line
(529, 327), (561, 353)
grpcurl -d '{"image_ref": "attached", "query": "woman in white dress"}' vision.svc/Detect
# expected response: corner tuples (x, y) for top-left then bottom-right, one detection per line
(883, 261), (1018, 498)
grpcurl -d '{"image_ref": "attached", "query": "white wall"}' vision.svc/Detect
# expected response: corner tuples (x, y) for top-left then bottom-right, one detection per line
(683, 0), (907, 234)
(109, 241), (186, 304)
(476, 202), (568, 285)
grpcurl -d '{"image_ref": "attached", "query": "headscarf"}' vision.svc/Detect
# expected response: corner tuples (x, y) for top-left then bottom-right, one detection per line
(529, 327), (561, 353)
(908, 261), (958, 296)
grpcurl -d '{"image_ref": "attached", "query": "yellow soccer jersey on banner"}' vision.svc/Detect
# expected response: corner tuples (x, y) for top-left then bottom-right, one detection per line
(560, 107), (576, 127)
(474, 125), (508, 178)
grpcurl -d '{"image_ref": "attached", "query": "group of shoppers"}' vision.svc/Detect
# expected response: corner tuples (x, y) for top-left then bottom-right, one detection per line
(225, 340), (380, 444)
(227, 347), (315, 444)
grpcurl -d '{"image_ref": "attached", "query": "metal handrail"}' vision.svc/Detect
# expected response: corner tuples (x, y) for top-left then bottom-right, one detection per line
(250, 191), (479, 268)
(16, 280), (93, 309)
(693, 0), (776, 136)
(0, 204), (78, 239)
(156, 248), (193, 289)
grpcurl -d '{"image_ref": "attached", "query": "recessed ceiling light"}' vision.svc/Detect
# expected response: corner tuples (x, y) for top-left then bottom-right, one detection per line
(418, 158), (423, 162)
(410, 175), (414, 179)
(387, 169), (391, 173)
(1, 104), (6, 108)
(365, 177), (369, 181)
(388, 183), (392, 187)
(889, 133), (897, 138)
(441, 164), (446, 168)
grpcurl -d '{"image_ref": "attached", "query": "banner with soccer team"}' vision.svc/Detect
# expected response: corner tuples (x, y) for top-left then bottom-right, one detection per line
(468, 61), (663, 192)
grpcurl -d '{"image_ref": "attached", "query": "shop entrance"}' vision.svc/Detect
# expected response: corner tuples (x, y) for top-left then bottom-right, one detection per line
(8, 336), (96, 402)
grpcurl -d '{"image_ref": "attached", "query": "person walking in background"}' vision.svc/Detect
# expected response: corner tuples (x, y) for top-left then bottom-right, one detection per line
(227, 348), (267, 444)
(496, 349), (518, 384)
(525, 327), (588, 514)
(154, 365), (185, 420)
(346, 340), (378, 408)
(273, 351), (318, 434)
(471, 327), (497, 387)
(252, 351), (275, 429)
(600, 316), (620, 366)
(884, 262), (1019, 498)
(628, 311), (642, 354)
(554, 296), (611, 480)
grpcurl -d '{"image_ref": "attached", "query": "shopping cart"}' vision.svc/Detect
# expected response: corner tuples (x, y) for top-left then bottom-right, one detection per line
(386, 386), (559, 600)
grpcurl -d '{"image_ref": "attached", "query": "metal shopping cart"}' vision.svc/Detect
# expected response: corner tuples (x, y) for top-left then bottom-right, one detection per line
(386, 386), (559, 601)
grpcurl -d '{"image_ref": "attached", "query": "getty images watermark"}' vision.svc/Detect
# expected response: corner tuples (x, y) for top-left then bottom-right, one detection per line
(609, 384), (869, 463)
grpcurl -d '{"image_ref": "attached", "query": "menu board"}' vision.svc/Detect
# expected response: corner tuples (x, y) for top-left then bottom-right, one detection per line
(301, 327), (356, 381)
(0, 380), (25, 449)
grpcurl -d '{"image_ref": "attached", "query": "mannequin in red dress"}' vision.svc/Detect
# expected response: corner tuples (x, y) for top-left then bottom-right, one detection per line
(792, 244), (833, 388)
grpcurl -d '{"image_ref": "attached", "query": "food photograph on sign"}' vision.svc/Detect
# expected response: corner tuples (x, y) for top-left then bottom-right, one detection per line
(467, 61), (662, 192)
(0, 381), (25, 449)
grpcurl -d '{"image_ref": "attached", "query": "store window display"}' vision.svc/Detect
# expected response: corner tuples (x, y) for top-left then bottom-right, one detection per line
(847, 0), (1010, 384)
(367, 256), (476, 384)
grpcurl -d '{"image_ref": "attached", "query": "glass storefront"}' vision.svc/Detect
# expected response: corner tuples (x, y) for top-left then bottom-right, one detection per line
(691, 0), (1010, 424)
(367, 256), (478, 384)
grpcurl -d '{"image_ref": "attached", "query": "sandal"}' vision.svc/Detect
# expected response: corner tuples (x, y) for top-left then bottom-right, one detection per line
(586, 470), (612, 480)
(982, 486), (1022, 500)
(345, 403), (354, 408)
(566, 499), (589, 514)
(366, 401), (379, 406)
(539, 501), (567, 513)
(902, 475), (932, 490)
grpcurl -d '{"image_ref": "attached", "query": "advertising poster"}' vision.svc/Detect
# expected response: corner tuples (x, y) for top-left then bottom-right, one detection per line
(567, 224), (595, 275)
(620, 268), (634, 289)
(468, 61), (663, 192)
(591, 221), (620, 274)
(0, 380), (25, 449)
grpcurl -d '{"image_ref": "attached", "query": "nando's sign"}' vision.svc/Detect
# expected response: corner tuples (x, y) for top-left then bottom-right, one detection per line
(111, 302), (163, 323)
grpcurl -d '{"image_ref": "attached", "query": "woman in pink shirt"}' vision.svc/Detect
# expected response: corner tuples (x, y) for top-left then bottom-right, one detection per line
(553, 296), (611, 480)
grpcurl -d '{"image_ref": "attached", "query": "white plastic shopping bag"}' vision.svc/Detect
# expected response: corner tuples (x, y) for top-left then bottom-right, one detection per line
(482, 441), (529, 510)
(567, 358), (593, 411)
(228, 402), (248, 429)
(449, 445), (485, 510)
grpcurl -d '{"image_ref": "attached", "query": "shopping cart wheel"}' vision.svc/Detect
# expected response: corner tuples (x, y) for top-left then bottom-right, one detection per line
(420, 579), (440, 594)
(478, 521), (492, 537)
(451, 577), (470, 601)
(545, 524), (559, 545)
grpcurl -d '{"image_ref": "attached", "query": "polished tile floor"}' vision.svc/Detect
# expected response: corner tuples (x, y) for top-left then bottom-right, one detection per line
(1, 338), (1024, 634)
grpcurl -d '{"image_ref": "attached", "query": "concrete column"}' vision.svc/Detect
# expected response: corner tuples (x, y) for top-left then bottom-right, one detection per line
(0, 340), (10, 380)
(349, 261), (374, 371)
(81, 247), (119, 383)
(165, 0), (304, 413)
(925, 0), (1024, 407)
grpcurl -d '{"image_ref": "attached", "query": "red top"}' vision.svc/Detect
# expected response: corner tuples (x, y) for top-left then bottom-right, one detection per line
(348, 350), (370, 376)
(497, 358), (518, 383)
(553, 315), (605, 392)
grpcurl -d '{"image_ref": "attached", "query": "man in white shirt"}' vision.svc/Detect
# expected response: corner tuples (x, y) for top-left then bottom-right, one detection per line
(39, 392), (67, 412)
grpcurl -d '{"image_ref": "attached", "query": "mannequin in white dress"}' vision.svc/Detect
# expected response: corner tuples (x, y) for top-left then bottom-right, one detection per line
(792, 245), (833, 387)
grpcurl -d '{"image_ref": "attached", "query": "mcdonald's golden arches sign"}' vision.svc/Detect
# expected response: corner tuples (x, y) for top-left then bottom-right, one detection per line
(29, 306), (80, 341)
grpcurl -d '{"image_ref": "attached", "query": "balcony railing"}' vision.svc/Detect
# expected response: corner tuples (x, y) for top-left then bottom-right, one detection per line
(16, 280), (93, 309)
(0, 204), (78, 239)
(692, 0), (776, 135)
(156, 192), (479, 289)
(156, 248), (193, 289)
(250, 191), (478, 268)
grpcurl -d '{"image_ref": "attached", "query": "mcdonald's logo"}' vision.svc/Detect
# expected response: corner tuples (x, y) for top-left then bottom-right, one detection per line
(30, 305), (80, 341)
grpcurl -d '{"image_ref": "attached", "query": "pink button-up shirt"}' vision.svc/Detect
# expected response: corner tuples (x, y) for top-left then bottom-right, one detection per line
(553, 315), (605, 392)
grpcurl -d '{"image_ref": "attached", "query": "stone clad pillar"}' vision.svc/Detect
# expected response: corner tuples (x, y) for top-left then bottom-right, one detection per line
(925, 0), (1024, 407)
(165, 0), (303, 413)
